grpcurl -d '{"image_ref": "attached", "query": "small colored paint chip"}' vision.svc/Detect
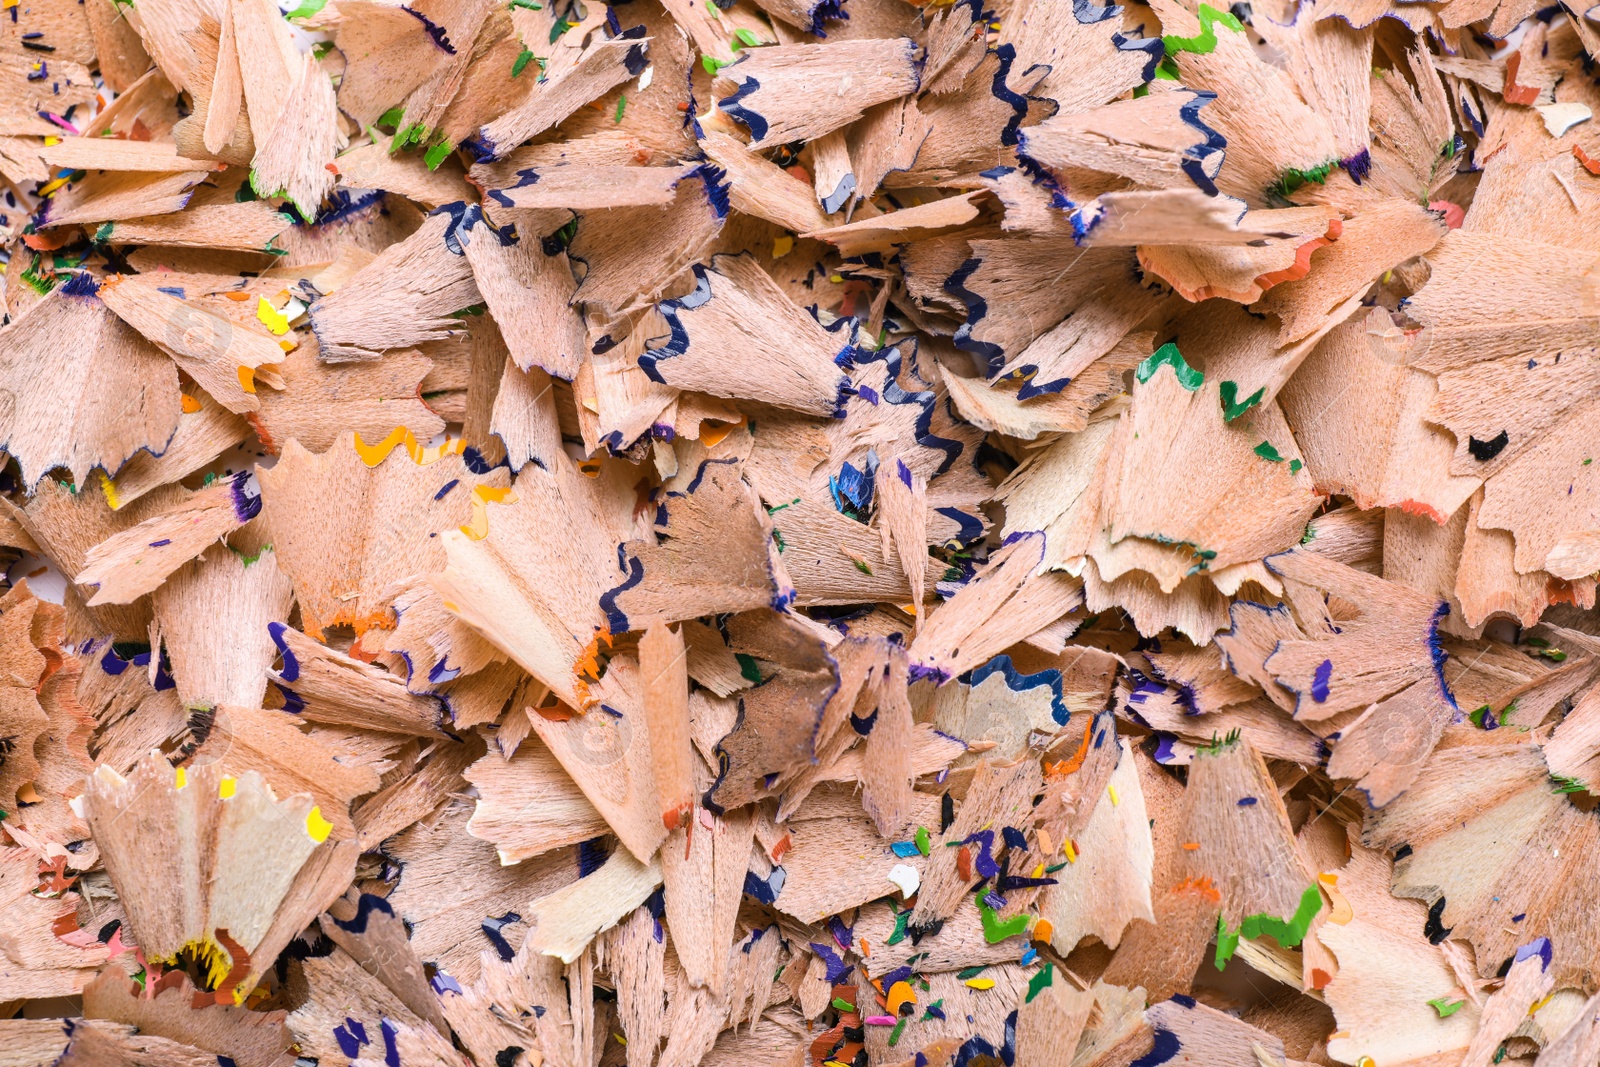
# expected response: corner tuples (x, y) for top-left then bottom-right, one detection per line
(1427, 997), (1465, 1018)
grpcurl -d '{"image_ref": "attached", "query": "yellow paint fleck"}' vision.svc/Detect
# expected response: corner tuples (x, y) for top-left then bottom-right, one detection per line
(353, 427), (465, 467)
(174, 766), (187, 790)
(218, 776), (236, 799)
(773, 235), (794, 258)
(256, 297), (290, 335)
(459, 485), (517, 540)
(99, 473), (122, 510)
(305, 806), (333, 843)
(964, 978), (995, 990)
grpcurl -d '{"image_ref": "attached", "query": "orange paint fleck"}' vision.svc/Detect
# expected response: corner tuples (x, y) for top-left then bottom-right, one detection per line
(662, 803), (691, 831)
(535, 702), (578, 722)
(22, 228), (73, 251)
(1393, 499), (1448, 524)
(1173, 876), (1221, 901)
(1502, 52), (1541, 106)
(1251, 219), (1341, 293)
(1046, 718), (1095, 778)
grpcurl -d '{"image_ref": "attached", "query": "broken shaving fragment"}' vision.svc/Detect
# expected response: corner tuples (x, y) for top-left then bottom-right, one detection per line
(640, 253), (851, 417)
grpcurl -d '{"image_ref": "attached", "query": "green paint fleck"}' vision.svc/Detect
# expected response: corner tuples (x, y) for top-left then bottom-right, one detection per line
(614, 94), (627, 123)
(920, 998), (944, 1022)
(771, 529), (785, 553)
(1552, 775), (1588, 795)
(311, 40), (334, 59)
(1427, 997), (1465, 1018)
(550, 15), (571, 41)
(733, 27), (762, 46)
(508, 0), (542, 7)
(735, 653), (763, 686)
(852, 558), (873, 575)
(1289, 459), (1303, 473)
(391, 122), (430, 155)
(1214, 884), (1323, 969)
(1254, 441), (1285, 462)
(284, 0), (326, 18)
(230, 542), (275, 566)
(92, 221), (113, 243)
(1219, 380), (1264, 421)
(955, 966), (986, 980)
(831, 996), (856, 1013)
(1468, 704), (1493, 728)
(1025, 962), (1054, 1003)
(1200, 728), (1241, 755)
(1161, 4), (1243, 56)
(888, 1019), (907, 1046)
(1135, 342), (1204, 390)
(423, 140), (454, 170)
(513, 47), (536, 77)
(702, 54), (733, 74)
(20, 256), (58, 296)
(886, 908), (910, 946)
(914, 825), (930, 856)
(1273, 160), (1338, 201)
(376, 106), (405, 129)
(978, 903), (1030, 944)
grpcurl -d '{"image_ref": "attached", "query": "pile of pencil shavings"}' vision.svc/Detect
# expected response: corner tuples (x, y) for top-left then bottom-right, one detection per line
(2, 0), (1600, 1062)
